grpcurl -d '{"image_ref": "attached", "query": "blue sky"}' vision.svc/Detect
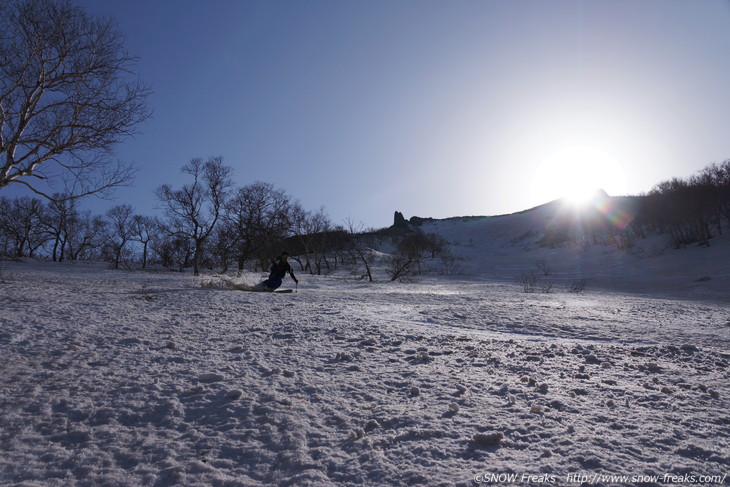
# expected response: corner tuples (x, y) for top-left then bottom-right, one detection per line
(10, 0), (730, 228)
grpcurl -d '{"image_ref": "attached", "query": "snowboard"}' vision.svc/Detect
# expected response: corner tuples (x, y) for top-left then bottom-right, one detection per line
(231, 284), (293, 293)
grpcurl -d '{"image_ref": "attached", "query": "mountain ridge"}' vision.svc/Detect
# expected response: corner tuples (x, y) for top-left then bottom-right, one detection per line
(389, 191), (729, 302)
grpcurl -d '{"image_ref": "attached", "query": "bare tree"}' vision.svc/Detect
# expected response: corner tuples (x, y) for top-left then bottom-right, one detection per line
(518, 271), (540, 293)
(209, 223), (238, 273)
(536, 258), (552, 276)
(130, 214), (155, 269)
(289, 203), (311, 272)
(156, 156), (233, 276)
(105, 204), (135, 269)
(0, 195), (48, 258)
(0, 198), (10, 256)
(344, 218), (376, 282)
(44, 197), (78, 262)
(648, 178), (712, 248)
(224, 181), (292, 273)
(567, 279), (587, 294)
(294, 207), (333, 275)
(65, 211), (106, 261)
(0, 0), (150, 202)
(150, 231), (192, 272)
(387, 231), (448, 281)
(386, 252), (418, 282)
(695, 160), (730, 234)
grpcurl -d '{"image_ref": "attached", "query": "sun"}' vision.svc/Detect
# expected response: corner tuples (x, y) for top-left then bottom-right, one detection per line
(531, 145), (627, 206)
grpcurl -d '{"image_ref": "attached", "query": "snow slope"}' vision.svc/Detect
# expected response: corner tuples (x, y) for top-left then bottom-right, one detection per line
(1, 255), (729, 486)
(413, 200), (730, 302)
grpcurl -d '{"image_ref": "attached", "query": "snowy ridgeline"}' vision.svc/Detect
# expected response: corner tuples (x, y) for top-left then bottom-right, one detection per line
(405, 208), (730, 302)
(1, 261), (729, 486)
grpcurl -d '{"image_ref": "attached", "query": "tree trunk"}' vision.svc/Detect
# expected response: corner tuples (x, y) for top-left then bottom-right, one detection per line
(142, 241), (148, 269)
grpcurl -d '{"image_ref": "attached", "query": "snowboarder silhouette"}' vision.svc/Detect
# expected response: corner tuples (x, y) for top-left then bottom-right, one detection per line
(258, 251), (298, 291)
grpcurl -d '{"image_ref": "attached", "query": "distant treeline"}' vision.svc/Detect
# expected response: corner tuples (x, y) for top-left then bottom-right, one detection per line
(3, 160), (729, 272)
(542, 160), (730, 249)
(0, 164), (373, 276)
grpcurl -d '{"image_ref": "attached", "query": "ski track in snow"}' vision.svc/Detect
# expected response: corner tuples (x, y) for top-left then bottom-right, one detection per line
(1, 261), (729, 486)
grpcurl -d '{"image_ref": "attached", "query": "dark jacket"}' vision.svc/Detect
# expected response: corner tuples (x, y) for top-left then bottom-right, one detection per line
(269, 258), (297, 282)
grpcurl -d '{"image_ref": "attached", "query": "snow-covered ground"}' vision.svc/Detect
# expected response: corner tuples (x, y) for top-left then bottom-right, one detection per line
(1, 202), (729, 486)
(416, 201), (730, 303)
(1, 242), (729, 486)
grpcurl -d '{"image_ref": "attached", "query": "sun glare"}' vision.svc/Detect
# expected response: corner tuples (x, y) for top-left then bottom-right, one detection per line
(531, 145), (627, 207)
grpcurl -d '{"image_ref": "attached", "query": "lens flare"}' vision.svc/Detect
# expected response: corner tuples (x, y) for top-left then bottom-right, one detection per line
(594, 196), (635, 231)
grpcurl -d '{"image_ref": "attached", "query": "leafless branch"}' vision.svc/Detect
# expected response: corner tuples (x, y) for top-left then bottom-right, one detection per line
(0, 0), (151, 203)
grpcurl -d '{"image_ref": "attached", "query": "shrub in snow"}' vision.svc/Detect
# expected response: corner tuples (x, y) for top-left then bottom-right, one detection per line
(409, 386), (420, 397)
(517, 265), (555, 293)
(536, 258), (552, 276)
(448, 403), (460, 413)
(530, 403), (544, 414)
(134, 279), (157, 301)
(518, 271), (540, 293)
(439, 253), (465, 275)
(567, 278), (587, 293)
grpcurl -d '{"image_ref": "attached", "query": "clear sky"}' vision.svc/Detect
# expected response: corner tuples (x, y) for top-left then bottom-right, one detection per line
(10, 0), (730, 229)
